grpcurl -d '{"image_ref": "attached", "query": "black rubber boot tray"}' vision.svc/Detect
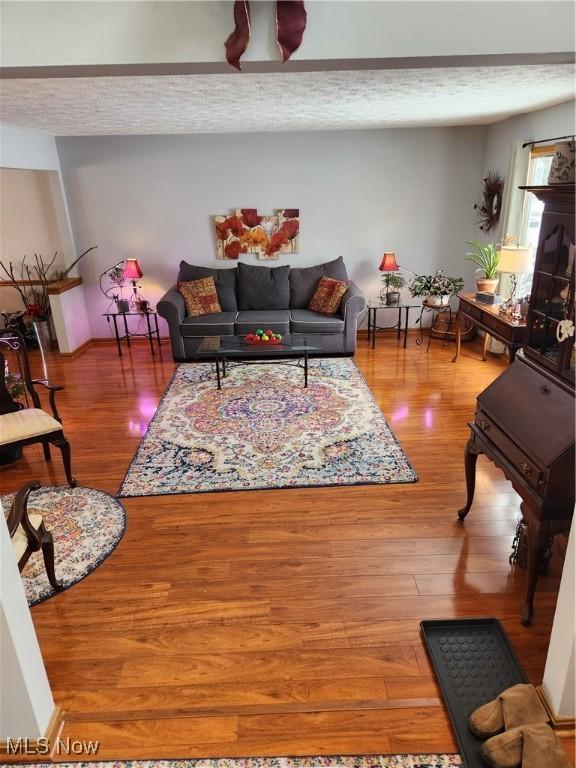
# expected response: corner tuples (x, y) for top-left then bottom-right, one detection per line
(421, 618), (528, 768)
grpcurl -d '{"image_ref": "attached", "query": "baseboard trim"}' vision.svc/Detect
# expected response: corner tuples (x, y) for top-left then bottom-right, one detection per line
(58, 338), (93, 357)
(537, 685), (576, 730)
(0, 705), (65, 755)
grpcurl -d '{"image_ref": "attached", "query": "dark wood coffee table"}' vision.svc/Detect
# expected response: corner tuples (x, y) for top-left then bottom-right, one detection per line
(195, 334), (324, 390)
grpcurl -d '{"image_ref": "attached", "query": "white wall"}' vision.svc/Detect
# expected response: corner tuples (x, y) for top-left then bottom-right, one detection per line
(0, 125), (61, 171)
(2, 1), (574, 68)
(1, 126), (75, 315)
(0, 125), (91, 353)
(0, 168), (73, 314)
(56, 127), (486, 337)
(542, 522), (575, 719)
(0, 510), (55, 740)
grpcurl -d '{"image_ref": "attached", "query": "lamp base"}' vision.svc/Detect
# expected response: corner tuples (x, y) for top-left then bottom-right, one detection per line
(379, 287), (401, 306)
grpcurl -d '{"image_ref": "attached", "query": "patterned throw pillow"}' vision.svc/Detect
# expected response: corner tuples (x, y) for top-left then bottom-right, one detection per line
(178, 277), (222, 317)
(308, 276), (349, 316)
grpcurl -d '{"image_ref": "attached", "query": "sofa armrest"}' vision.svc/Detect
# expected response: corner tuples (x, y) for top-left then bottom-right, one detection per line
(342, 281), (366, 320)
(157, 287), (186, 360)
(157, 287), (185, 324)
(341, 281), (366, 354)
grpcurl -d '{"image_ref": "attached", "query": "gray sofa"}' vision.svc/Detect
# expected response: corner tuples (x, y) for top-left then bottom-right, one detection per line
(157, 257), (366, 361)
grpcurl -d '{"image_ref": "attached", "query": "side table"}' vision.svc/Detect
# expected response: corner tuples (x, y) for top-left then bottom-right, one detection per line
(367, 301), (419, 349)
(103, 311), (161, 357)
(452, 293), (527, 364)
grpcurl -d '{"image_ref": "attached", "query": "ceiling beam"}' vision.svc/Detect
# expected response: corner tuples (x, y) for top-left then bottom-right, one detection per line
(1, 52), (574, 80)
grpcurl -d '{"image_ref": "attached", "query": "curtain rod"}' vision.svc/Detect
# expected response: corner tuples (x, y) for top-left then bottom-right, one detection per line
(522, 134), (575, 148)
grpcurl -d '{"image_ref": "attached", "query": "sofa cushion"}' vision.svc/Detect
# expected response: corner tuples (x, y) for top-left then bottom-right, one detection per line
(290, 309), (345, 335)
(235, 310), (290, 336)
(309, 276), (349, 316)
(180, 312), (237, 337)
(177, 261), (237, 311)
(237, 263), (290, 311)
(289, 256), (348, 309)
(178, 277), (222, 317)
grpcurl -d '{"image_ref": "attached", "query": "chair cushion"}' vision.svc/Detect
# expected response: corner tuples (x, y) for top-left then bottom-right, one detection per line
(178, 277), (222, 317)
(290, 309), (345, 335)
(180, 312), (237, 337)
(177, 261), (238, 311)
(11, 512), (43, 562)
(0, 409), (61, 445)
(289, 256), (349, 309)
(237, 263), (290, 311)
(235, 311), (290, 336)
(309, 276), (349, 316)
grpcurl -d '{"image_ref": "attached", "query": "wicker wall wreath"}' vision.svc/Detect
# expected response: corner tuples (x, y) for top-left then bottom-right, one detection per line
(474, 170), (504, 232)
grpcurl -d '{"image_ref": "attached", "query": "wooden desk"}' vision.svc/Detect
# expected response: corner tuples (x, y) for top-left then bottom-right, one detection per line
(453, 293), (527, 364)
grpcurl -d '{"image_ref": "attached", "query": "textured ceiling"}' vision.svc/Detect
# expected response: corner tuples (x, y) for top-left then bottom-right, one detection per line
(1, 65), (574, 135)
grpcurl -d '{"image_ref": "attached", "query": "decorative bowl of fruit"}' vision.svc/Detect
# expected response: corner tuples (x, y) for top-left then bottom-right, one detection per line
(245, 329), (283, 345)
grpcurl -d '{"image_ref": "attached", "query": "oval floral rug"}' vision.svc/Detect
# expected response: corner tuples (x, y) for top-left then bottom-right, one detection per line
(2, 486), (125, 606)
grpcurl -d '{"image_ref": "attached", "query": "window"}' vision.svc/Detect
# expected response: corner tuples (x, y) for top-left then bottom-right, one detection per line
(520, 147), (554, 253)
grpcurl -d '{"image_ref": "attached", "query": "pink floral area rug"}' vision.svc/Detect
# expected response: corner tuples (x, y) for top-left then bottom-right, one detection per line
(119, 358), (416, 498)
(2, 486), (125, 606)
(0, 757), (462, 768)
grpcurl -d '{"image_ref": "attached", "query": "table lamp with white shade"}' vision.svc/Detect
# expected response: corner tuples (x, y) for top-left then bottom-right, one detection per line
(497, 245), (533, 301)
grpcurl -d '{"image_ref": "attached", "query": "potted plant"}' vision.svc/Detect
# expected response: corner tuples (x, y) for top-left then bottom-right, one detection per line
(380, 272), (406, 306)
(464, 241), (500, 293)
(409, 271), (464, 306)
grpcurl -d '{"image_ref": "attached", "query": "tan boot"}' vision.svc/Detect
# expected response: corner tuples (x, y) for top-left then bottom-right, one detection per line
(522, 723), (573, 768)
(480, 725), (524, 768)
(470, 695), (506, 739)
(501, 684), (549, 731)
(469, 684), (549, 739)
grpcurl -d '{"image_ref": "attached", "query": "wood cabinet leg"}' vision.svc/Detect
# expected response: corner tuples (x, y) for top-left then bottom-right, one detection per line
(458, 439), (479, 520)
(521, 504), (549, 626)
(452, 313), (461, 362)
(482, 332), (490, 361)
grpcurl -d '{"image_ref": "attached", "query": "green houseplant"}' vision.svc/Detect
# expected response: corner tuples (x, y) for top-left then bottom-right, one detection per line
(380, 272), (406, 306)
(464, 241), (500, 293)
(409, 272), (464, 305)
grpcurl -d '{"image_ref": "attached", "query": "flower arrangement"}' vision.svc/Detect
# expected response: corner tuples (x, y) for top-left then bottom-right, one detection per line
(409, 271), (464, 301)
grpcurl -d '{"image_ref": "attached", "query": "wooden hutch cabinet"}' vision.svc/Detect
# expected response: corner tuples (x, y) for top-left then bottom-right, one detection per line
(522, 185), (575, 388)
(458, 184), (575, 625)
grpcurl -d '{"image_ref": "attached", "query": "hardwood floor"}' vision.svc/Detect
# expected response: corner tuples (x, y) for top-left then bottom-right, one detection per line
(1, 333), (573, 762)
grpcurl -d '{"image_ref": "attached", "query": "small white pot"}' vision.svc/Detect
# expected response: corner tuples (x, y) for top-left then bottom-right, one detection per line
(424, 295), (451, 306)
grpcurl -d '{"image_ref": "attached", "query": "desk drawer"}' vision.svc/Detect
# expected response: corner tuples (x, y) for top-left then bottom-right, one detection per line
(462, 304), (482, 321)
(475, 408), (544, 490)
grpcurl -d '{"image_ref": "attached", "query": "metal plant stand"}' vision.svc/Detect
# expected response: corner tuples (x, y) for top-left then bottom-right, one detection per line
(416, 301), (453, 351)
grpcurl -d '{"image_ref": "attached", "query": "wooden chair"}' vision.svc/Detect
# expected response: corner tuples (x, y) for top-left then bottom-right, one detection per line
(0, 331), (76, 486)
(6, 480), (63, 592)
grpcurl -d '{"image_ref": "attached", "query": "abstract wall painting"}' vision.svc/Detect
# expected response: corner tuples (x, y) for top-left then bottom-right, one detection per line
(214, 208), (299, 260)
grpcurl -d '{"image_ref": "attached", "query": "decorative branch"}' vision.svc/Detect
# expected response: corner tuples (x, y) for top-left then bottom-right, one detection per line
(56, 246), (98, 279)
(1, 247), (97, 322)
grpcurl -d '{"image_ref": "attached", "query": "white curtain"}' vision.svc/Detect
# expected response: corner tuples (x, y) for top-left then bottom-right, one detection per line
(489, 141), (531, 355)
(499, 140), (531, 243)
